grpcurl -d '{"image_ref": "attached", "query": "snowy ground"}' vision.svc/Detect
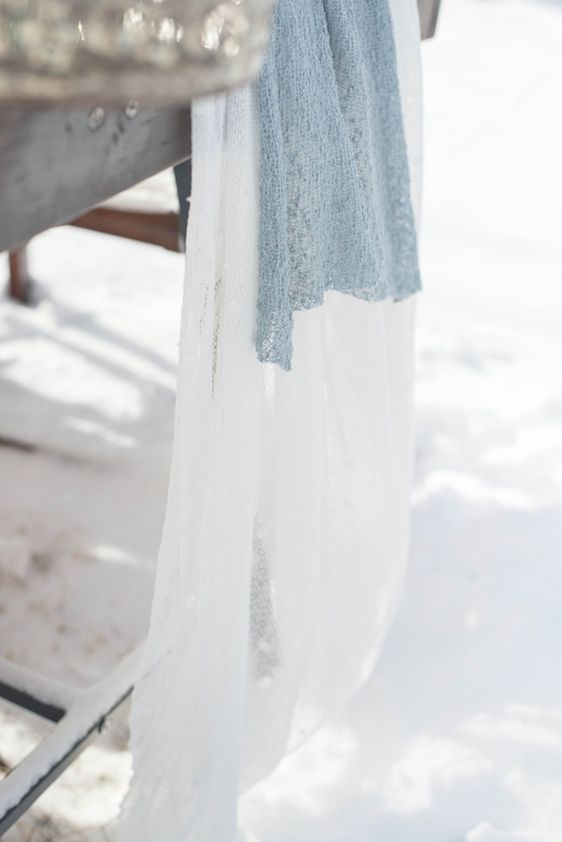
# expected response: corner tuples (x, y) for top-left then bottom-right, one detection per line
(0, 227), (183, 840)
(1, 0), (562, 839)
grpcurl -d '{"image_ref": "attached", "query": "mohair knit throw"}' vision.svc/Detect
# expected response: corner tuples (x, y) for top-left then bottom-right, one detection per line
(256, 0), (421, 369)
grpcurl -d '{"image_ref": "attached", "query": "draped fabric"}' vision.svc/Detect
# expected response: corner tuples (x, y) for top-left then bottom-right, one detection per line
(116, 0), (422, 838)
(257, 0), (421, 369)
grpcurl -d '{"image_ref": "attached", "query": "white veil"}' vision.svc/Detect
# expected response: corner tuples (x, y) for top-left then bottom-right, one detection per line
(116, 0), (422, 838)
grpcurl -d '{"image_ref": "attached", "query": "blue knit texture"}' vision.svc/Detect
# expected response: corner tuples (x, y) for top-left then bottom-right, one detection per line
(256, 0), (421, 369)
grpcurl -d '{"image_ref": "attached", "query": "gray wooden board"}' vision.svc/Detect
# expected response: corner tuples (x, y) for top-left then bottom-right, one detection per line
(0, 105), (191, 252)
(419, 0), (442, 40)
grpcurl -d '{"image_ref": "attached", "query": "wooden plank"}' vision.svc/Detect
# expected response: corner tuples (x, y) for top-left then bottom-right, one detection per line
(7, 249), (32, 303)
(419, 0), (442, 39)
(71, 207), (182, 252)
(0, 106), (190, 253)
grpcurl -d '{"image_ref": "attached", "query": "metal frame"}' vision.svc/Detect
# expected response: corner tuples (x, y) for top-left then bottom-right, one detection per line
(0, 651), (140, 836)
(0, 681), (65, 725)
(0, 688), (132, 836)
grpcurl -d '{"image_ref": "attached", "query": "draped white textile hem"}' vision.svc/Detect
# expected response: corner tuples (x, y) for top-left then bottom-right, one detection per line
(116, 0), (422, 838)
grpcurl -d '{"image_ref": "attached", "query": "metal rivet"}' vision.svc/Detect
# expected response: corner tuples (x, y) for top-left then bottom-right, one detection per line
(99, 716), (111, 734)
(87, 106), (105, 131)
(125, 100), (139, 119)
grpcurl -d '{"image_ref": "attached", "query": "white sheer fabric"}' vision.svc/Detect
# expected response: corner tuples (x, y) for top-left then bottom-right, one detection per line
(116, 0), (422, 839)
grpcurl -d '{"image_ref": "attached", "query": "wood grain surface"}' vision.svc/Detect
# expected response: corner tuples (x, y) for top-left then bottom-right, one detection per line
(0, 105), (190, 252)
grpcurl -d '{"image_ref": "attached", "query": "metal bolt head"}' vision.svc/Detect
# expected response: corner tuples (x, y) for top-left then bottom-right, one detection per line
(87, 106), (105, 131)
(125, 99), (139, 119)
(99, 716), (111, 733)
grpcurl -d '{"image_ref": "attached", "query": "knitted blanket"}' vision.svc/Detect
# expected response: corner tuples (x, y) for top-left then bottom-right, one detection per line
(256, 0), (421, 369)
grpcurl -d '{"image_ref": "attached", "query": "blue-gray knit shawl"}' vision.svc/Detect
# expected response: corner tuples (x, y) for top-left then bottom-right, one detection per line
(256, 0), (421, 369)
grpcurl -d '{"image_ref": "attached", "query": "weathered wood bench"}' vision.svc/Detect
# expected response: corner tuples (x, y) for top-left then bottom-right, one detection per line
(1, 106), (192, 301)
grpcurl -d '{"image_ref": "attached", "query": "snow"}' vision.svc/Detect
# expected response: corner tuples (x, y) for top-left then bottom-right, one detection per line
(1, 0), (562, 839)
(0, 223), (183, 840)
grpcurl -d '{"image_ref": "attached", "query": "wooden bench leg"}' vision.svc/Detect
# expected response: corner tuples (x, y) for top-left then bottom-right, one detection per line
(8, 247), (33, 304)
